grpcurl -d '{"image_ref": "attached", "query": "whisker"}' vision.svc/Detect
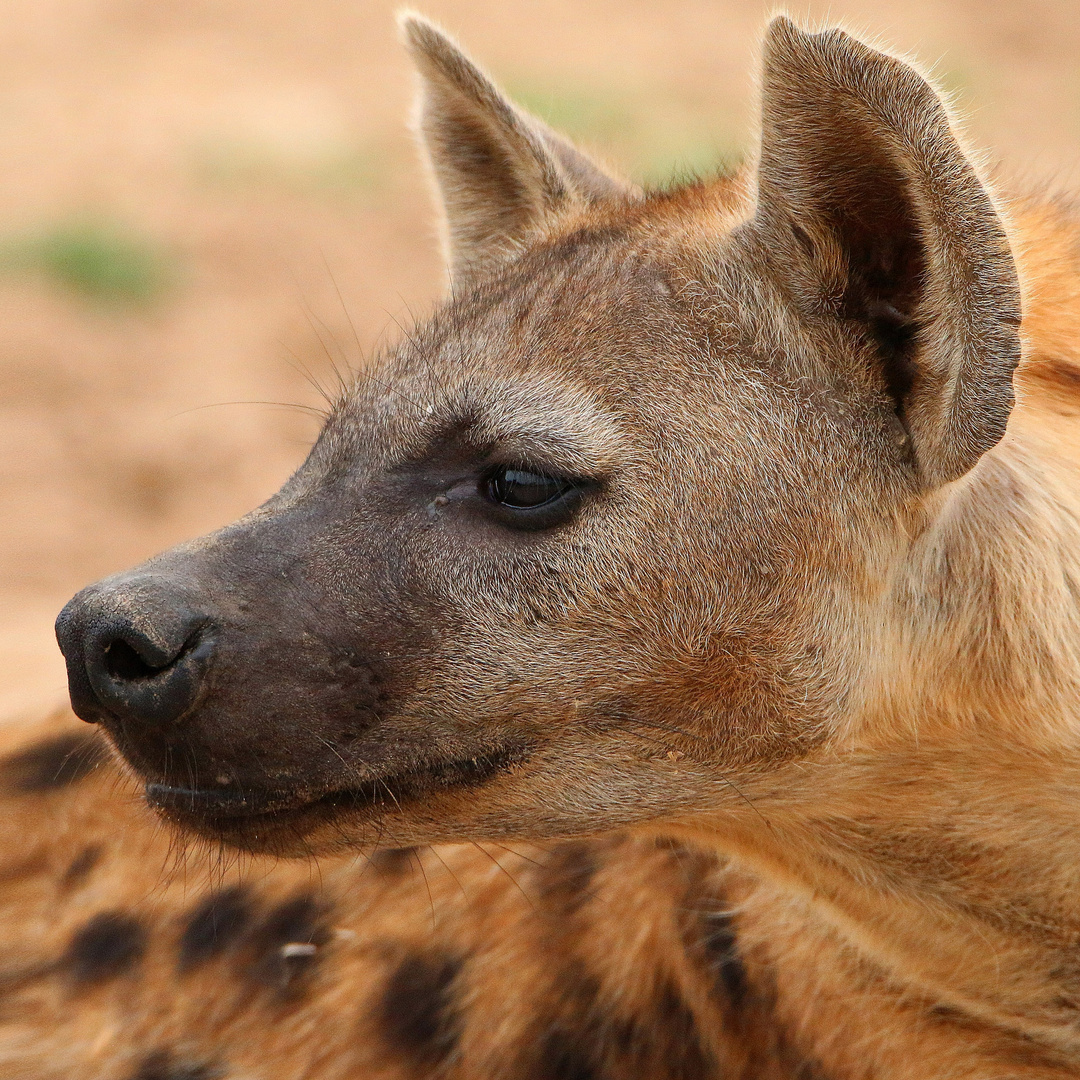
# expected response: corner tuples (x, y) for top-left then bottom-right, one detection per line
(482, 840), (545, 869)
(408, 845), (438, 931)
(167, 399), (327, 421)
(425, 845), (470, 902)
(321, 250), (367, 382)
(470, 842), (538, 914)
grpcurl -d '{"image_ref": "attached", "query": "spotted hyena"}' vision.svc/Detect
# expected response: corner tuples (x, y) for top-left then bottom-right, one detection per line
(3, 11), (1080, 1079)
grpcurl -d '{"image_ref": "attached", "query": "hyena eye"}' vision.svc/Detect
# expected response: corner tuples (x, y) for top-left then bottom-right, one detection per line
(486, 467), (569, 508)
(481, 466), (587, 530)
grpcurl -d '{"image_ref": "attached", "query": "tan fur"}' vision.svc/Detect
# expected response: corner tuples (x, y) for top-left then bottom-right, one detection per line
(10, 14), (1080, 1080)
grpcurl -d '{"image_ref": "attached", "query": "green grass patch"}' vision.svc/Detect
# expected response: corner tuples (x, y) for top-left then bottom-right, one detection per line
(0, 220), (173, 305)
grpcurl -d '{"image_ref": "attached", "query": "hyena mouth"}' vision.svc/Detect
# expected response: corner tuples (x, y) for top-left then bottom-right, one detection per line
(145, 744), (529, 847)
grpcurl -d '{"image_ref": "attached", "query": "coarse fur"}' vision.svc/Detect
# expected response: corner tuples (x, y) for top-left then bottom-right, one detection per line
(8, 12), (1080, 1078)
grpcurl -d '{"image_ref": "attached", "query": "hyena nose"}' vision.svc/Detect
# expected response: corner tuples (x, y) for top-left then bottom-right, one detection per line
(55, 575), (215, 729)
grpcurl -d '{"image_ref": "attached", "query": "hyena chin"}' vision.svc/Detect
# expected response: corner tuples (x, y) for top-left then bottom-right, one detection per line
(38, 10), (1080, 1076)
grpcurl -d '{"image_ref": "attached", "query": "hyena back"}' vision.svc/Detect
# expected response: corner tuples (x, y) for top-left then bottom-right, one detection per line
(5, 12), (1080, 1079)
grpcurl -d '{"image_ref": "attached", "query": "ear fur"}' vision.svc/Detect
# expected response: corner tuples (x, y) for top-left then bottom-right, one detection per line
(754, 17), (1021, 488)
(399, 12), (629, 281)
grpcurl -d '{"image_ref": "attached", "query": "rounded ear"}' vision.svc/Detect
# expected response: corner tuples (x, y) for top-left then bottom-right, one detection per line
(398, 12), (632, 283)
(753, 17), (1022, 488)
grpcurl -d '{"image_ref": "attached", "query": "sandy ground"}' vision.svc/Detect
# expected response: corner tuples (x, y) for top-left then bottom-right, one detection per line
(3, 0), (1080, 722)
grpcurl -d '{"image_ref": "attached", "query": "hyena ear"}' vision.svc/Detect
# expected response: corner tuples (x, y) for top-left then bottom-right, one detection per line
(399, 13), (630, 281)
(753, 17), (1021, 488)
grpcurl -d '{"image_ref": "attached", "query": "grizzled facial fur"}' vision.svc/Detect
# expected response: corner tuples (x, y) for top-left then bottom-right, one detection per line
(55, 16), (1019, 855)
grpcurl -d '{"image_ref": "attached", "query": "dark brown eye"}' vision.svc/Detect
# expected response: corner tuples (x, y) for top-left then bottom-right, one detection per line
(480, 466), (588, 530)
(486, 467), (571, 508)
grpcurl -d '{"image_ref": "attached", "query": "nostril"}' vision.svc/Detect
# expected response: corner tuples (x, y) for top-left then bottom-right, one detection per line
(88, 621), (212, 728)
(103, 639), (166, 682)
(57, 579), (216, 728)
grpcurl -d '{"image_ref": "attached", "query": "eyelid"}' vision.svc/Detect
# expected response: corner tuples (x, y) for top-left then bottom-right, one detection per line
(478, 450), (604, 485)
(487, 467), (571, 507)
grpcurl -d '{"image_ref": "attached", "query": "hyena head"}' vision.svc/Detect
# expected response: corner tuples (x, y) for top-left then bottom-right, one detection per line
(55, 16), (1020, 854)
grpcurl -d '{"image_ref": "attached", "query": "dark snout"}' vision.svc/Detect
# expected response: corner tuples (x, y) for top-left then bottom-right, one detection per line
(56, 574), (215, 729)
(49, 493), (498, 854)
(51, 506), (401, 813)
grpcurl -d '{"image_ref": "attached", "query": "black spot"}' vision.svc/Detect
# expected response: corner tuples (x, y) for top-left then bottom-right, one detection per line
(699, 909), (747, 1007)
(61, 845), (103, 889)
(130, 1049), (224, 1080)
(249, 893), (324, 950)
(64, 911), (147, 986)
(179, 886), (252, 971)
(246, 893), (329, 998)
(368, 847), (420, 875)
(647, 984), (715, 1080)
(523, 964), (605, 1080)
(380, 951), (463, 1068)
(1, 731), (108, 794)
(535, 1028), (598, 1080)
(536, 841), (600, 917)
(526, 964), (715, 1080)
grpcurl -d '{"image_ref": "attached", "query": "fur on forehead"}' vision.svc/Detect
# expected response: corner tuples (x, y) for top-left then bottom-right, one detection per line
(338, 348), (630, 476)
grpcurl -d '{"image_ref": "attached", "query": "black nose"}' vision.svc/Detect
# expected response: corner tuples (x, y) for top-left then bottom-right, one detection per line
(56, 575), (215, 728)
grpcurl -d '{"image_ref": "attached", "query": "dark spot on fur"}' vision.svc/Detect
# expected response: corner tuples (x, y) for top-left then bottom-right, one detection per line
(536, 841), (600, 917)
(246, 893), (328, 998)
(524, 963), (604, 1080)
(535, 1028), (598, 1080)
(369, 847), (420, 875)
(699, 909), (748, 1007)
(927, 1002), (965, 1020)
(647, 983), (715, 1079)
(670, 849), (750, 1010)
(611, 985), (714, 1078)
(64, 911), (147, 986)
(380, 951), (463, 1068)
(130, 1049), (224, 1080)
(179, 886), (252, 971)
(1, 731), (107, 794)
(526, 961), (714, 1080)
(61, 845), (103, 890)
(250, 893), (324, 949)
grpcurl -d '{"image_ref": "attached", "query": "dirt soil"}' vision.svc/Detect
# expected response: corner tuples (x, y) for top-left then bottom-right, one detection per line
(2, 0), (1079, 722)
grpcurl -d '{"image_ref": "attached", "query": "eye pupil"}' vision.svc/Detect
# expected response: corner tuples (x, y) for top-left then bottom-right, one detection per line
(487, 468), (569, 508)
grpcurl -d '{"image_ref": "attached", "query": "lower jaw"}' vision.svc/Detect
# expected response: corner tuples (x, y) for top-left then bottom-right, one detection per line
(144, 744), (528, 854)
(151, 794), (354, 855)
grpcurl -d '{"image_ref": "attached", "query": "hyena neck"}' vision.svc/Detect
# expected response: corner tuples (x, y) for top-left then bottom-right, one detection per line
(675, 731), (1080, 1058)
(672, 347), (1080, 1055)
(670, 194), (1080, 1046)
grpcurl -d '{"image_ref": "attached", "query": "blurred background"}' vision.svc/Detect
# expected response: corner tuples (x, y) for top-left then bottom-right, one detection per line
(2, 0), (1079, 722)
